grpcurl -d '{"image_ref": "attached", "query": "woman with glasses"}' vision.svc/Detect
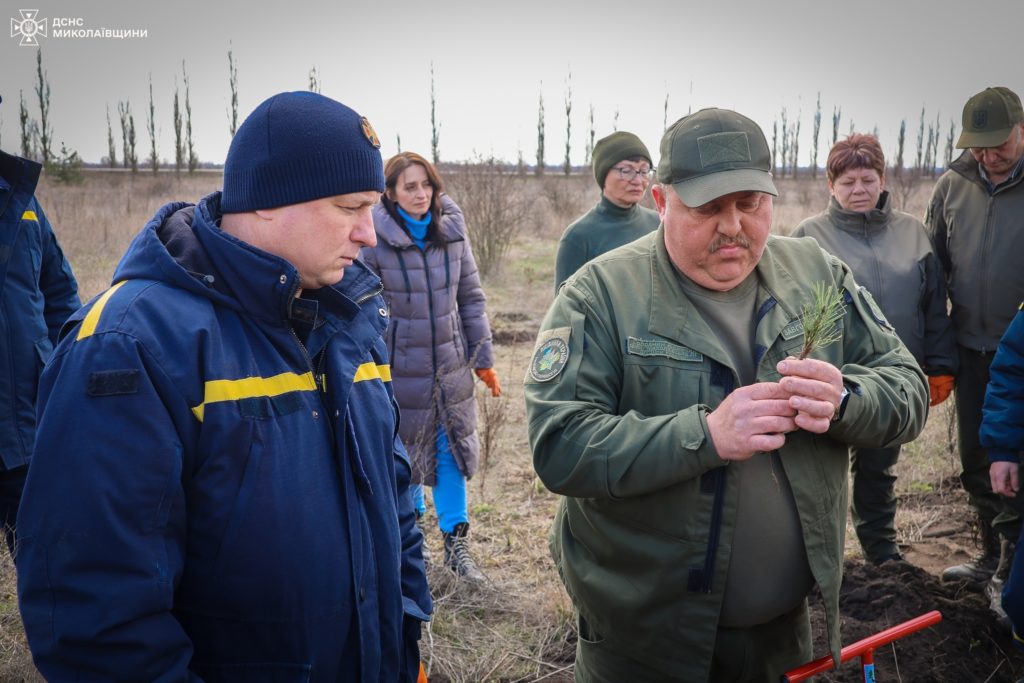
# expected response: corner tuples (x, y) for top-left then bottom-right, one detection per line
(554, 131), (660, 293)
(792, 133), (958, 566)
(362, 152), (499, 583)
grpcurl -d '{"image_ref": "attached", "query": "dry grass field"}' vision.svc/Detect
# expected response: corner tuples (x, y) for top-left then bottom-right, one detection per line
(0, 170), (991, 681)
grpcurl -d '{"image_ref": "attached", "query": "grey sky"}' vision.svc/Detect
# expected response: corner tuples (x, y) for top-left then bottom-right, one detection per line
(2, 0), (1021, 167)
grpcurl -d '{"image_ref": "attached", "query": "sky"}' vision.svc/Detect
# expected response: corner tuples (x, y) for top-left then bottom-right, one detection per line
(2, 0), (1022, 168)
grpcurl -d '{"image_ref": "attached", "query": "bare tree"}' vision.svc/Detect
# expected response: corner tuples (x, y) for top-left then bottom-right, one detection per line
(227, 45), (239, 138)
(612, 109), (619, 132)
(147, 75), (159, 174)
(890, 119), (917, 210)
(34, 49), (53, 164)
(832, 105), (841, 147)
(118, 100), (131, 170)
(396, 133), (401, 154)
(184, 61), (198, 172)
(929, 112), (941, 177)
(106, 104), (117, 167)
(535, 83), (545, 176)
(446, 157), (530, 277)
(308, 66), (320, 93)
(811, 92), (822, 179)
(921, 107), (929, 175)
(894, 119), (907, 175)
(19, 91), (31, 159)
(563, 69), (572, 176)
(779, 107), (789, 178)
(790, 113), (801, 179)
(430, 62), (440, 165)
(945, 118), (956, 168)
(585, 103), (595, 166)
(663, 89), (669, 131)
(771, 121), (779, 177)
(173, 78), (184, 176)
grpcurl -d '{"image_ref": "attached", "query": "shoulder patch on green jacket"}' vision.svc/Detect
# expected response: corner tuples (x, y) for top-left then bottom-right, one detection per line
(530, 327), (571, 382)
(626, 336), (703, 362)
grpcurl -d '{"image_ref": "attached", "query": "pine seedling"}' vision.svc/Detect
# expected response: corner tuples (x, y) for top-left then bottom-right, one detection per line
(798, 282), (845, 359)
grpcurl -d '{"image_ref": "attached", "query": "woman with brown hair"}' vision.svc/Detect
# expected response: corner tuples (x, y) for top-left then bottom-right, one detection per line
(792, 133), (957, 565)
(362, 152), (500, 582)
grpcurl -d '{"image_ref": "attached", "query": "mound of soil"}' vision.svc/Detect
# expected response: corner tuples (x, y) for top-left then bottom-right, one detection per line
(808, 560), (1021, 682)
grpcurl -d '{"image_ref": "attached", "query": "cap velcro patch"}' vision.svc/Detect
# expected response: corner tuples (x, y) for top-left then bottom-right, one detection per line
(698, 132), (751, 167)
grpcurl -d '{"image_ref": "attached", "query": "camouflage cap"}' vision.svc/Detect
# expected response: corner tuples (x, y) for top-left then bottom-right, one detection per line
(657, 108), (777, 206)
(956, 87), (1024, 149)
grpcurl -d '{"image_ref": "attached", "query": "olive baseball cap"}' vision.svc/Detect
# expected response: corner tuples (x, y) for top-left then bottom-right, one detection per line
(657, 108), (777, 207)
(956, 87), (1024, 149)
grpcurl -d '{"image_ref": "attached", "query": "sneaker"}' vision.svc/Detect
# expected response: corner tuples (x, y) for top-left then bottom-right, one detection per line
(442, 522), (485, 583)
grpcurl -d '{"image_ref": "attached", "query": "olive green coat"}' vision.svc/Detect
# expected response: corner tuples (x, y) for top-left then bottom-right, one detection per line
(525, 229), (928, 681)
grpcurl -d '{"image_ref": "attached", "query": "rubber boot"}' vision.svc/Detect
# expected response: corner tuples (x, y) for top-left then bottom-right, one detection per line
(442, 522), (485, 583)
(942, 517), (1001, 587)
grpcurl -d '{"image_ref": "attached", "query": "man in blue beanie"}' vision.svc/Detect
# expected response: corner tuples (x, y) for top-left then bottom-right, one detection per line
(16, 91), (432, 682)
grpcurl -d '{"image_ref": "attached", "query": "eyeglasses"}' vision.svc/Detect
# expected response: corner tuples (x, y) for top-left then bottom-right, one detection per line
(612, 166), (654, 182)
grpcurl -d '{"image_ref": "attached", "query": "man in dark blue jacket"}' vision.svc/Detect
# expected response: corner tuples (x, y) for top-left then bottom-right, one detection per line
(16, 92), (431, 682)
(0, 93), (80, 556)
(983, 302), (1024, 644)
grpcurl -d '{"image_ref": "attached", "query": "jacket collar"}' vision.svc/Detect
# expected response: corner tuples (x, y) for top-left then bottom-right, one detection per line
(373, 195), (465, 249)
(596, 193), (641, 218)
(114, 192), (384, 329)
(824, 191), (892, 234)
(647, 229), (803, 367)
(949, 148), (1024, 193)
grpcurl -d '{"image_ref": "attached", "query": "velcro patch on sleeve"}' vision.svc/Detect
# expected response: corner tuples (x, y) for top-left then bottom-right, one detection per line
(87, 369), (140, 396)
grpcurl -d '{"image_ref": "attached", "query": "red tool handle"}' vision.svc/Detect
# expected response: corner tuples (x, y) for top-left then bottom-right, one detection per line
(781, 610), (942, 682)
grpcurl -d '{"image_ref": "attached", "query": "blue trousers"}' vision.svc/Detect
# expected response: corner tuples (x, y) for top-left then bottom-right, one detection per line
(411, 426), (468, 534)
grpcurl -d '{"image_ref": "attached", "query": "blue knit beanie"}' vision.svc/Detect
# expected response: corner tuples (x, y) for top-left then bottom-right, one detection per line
(221, 91), (385, 212)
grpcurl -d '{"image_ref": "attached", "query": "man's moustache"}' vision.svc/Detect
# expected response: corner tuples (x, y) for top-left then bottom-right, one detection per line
(709, 236), (751, 253)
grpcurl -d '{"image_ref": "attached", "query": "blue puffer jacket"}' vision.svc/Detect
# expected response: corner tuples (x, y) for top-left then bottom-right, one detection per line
(16, 193), (431, 682)
(0, 150), (79, 470)
(982, 303), (1024, 463)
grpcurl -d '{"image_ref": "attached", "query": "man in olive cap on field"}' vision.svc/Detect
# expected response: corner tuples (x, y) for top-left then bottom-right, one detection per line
(927, 87), (1024, 614)
(553, 131), (659, 293)
(527, 107), (927, 681)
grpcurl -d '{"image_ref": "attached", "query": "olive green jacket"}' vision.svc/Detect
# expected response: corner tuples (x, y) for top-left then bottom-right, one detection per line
(525, 229), (928, 681)
(926, 150), (1024, 352)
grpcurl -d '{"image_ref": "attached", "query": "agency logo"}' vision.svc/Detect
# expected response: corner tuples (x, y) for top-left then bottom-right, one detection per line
(10, 9), (47, 46)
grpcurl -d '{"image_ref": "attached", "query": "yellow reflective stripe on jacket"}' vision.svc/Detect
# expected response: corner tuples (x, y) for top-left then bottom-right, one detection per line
(77, 281), (129, 341)
(353, 362), (391, 383)
(191, 371), (317, 422)
(22, 210), (38, 221)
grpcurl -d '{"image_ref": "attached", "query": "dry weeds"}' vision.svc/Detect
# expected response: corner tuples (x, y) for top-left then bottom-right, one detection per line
(1, 171), (969, 681)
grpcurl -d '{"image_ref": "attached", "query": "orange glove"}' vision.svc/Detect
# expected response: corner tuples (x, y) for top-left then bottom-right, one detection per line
(418, 662), (428, 683)
(929, 374), (955, 407)
(475, 368), (502, 397)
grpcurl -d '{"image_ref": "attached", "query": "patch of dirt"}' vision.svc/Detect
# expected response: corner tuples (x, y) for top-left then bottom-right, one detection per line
(490, 311), (540, 345)
(807, 560), (1021, 682)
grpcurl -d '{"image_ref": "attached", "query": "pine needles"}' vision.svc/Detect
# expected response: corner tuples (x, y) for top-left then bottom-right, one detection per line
(798, 282), (845, 359)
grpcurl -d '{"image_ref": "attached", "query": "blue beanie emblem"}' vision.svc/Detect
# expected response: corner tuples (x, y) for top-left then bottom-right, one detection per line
(221, 91), (385, 213)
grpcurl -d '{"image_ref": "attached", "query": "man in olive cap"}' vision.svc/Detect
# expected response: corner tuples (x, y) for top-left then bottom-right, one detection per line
(553, 131), (659, 293)
(527, 107), (928, 681)
(927, 87), (1024, 609)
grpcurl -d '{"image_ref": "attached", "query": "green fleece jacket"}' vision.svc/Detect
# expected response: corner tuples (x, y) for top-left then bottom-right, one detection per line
(525, 230), (928, 681)
(554, 195), (659, 294)
(927, 150), (1024, 352)
(793, 191), (957, 375)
